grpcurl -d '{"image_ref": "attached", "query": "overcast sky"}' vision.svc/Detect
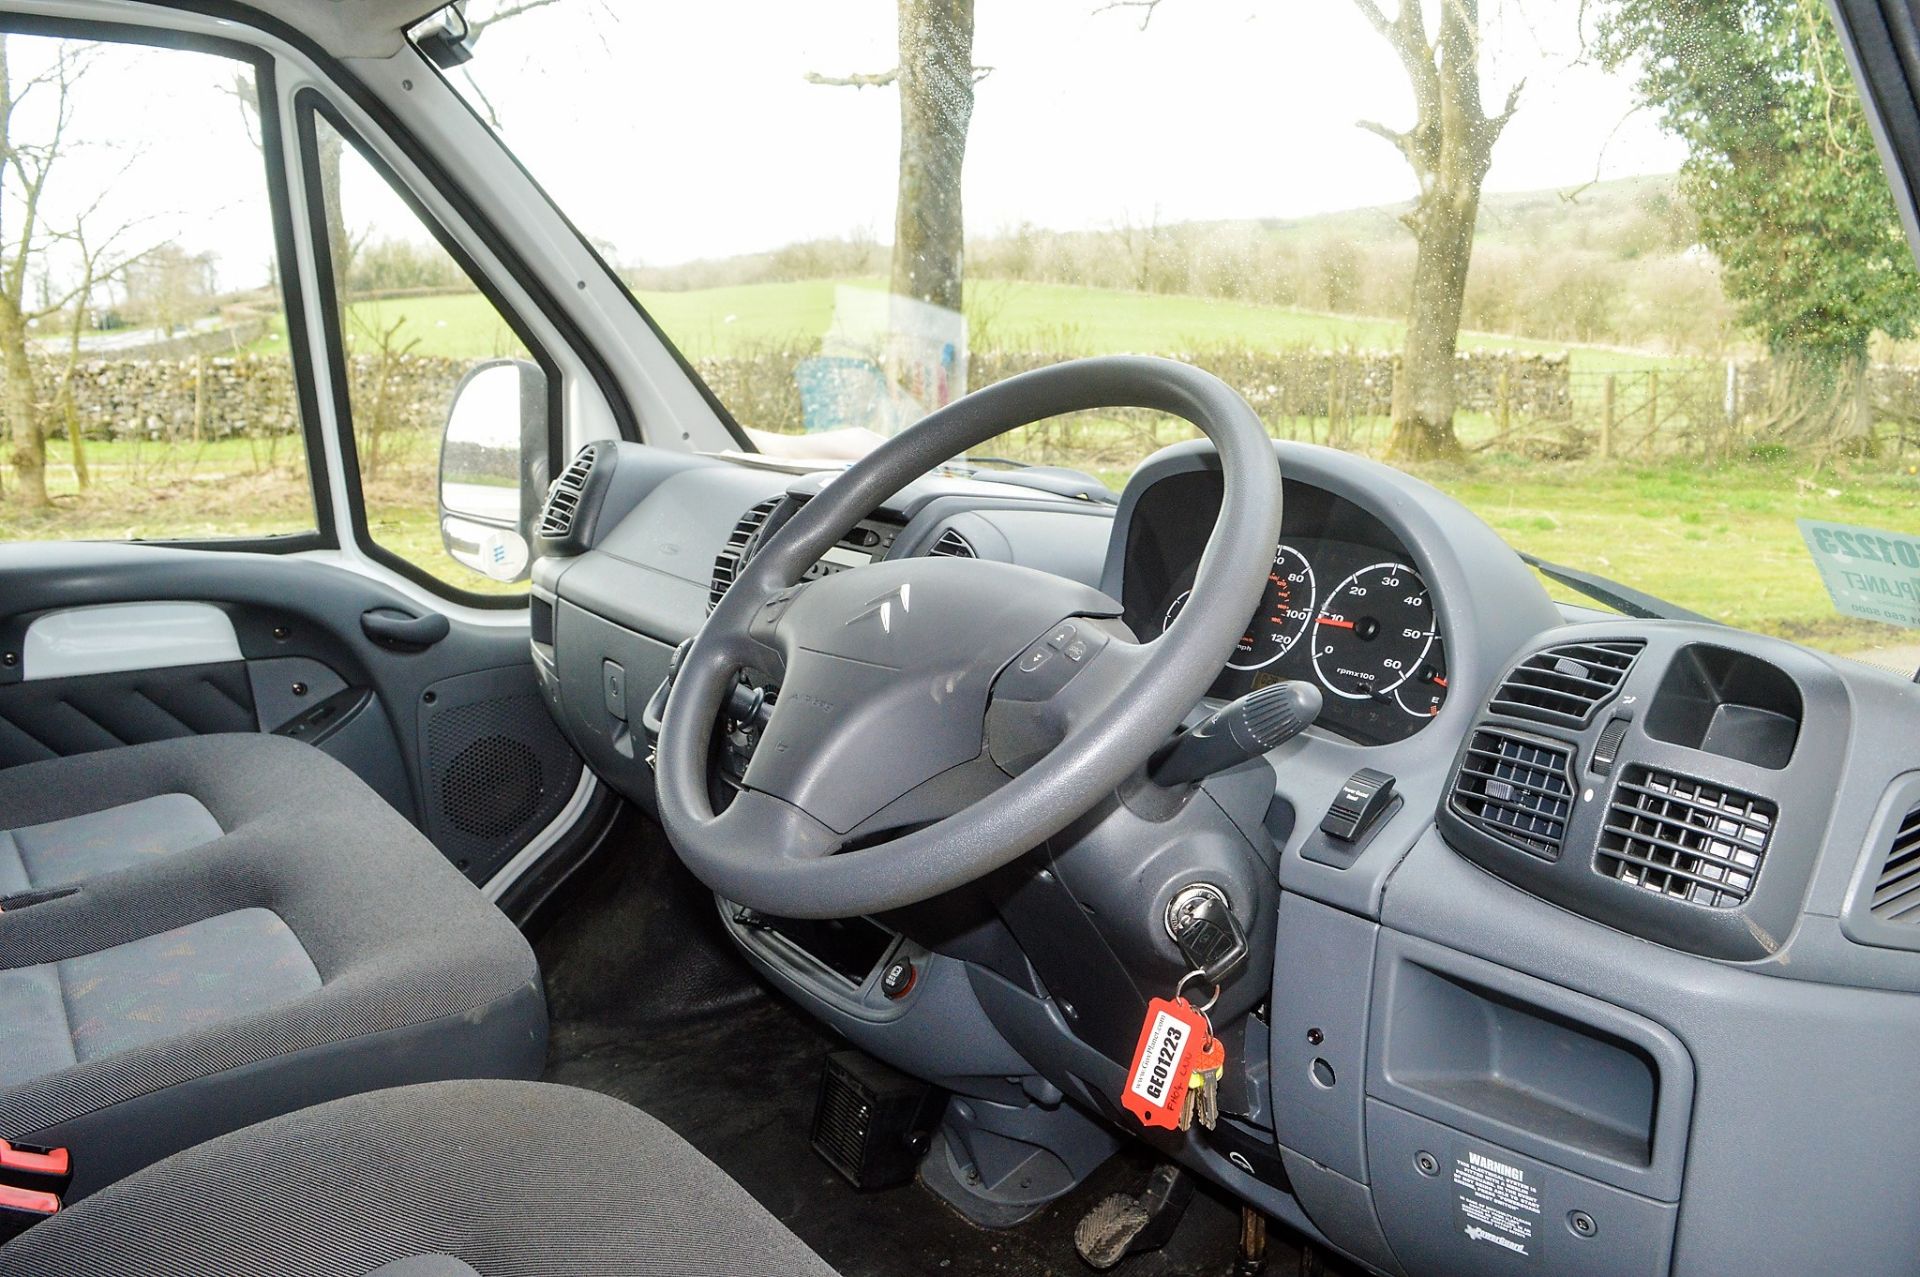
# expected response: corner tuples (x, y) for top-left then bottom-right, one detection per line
(4, 1), (1696, 300)
(455, 0), (1691, 266)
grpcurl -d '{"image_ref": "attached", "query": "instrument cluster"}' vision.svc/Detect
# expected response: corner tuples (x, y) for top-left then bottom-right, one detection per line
(1123, 471), (1450, 745)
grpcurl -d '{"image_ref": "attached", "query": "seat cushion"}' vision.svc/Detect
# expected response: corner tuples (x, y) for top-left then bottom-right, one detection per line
(0, 735), (547, 1196)
(0, 791), (223, 896)
(0, 1080), (840, 1276)
(0, 908), (321, 1088)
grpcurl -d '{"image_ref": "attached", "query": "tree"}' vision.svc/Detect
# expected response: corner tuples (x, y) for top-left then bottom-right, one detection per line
(122, 242), (216, 332)
(1097, 1), (1521, 461)
(808, 0), (980, 312)
(48, 209), (153, 488)
(0, 36), (99, 508)
(1352, 1), (1523, 461)
(1598, 0), (1919, 452)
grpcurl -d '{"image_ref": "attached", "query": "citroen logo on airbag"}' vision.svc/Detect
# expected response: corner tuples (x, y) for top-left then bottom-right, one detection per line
(846, 583), (912, 633)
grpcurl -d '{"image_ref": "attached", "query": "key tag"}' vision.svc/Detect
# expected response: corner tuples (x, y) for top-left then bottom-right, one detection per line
(1121, 972), (1218, 1130)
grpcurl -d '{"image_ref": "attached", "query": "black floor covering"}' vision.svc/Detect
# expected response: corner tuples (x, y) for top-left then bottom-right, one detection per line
(535, 828), (1301, 1277)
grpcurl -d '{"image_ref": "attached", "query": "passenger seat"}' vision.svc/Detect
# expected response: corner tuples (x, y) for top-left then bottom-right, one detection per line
(0, 734), (547, 1198)
(0, 1080), (840, 1275)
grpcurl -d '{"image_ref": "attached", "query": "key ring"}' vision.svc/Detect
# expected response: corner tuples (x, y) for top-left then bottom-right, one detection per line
(1174, 968), (1221, 1014)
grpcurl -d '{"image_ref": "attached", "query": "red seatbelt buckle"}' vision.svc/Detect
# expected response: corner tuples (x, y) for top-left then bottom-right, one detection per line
(0, 1182), (59, 1244)
(0, 1139), (70, 1195)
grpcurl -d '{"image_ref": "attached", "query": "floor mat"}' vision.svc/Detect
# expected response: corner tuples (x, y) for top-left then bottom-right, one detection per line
(537, 833), (1294, 1277)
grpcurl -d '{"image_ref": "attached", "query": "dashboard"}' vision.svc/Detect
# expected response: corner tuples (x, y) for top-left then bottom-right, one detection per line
(527, 430), (1920, 1277)
(1121, 469), (1449, 744)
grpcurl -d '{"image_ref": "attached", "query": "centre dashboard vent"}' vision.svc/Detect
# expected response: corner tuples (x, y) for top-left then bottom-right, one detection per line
(537, 448), (596, 540)
(709, 496), (784, 611)
(1868, 805), (1920, 924)
(1450, 728), (1577, 860)
(1489, 640), (1645, 728)
(1597, 765), (1775, 909)
(928, 527), (977, 558)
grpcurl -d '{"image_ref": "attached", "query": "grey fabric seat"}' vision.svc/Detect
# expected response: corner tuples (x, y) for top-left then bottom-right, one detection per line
(0, 735), (547, 1197)
(0, 790), (224, 896)
(0, 1079), (839, 1276)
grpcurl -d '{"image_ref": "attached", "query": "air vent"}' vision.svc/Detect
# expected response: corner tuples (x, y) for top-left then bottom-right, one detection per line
(537, 449), (595, 540)
(709, 496), (784, 611)
(928, 527), (977, 558)
(1450, 729), (1577, 860)
(1489, 640), (1645, 728)
(1597, 766), (1775, 908)
(1869, 805), (1920, 924)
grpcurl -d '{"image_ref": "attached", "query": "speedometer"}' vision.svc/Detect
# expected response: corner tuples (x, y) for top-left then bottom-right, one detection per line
(1310, 562), (1437, 701)
(1164, 544), (1316, 670)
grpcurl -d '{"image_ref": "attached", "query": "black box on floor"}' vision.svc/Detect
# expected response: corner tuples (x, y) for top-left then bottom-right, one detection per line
(811, 1049), (945, 1190)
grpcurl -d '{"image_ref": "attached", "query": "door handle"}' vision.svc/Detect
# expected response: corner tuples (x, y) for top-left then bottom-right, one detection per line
(360, 607), (450, 651)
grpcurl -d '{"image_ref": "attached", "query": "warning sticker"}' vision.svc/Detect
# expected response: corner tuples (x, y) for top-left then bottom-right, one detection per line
(1452, 1149), (1540, 1259)
(1799, 519), (1920, 630)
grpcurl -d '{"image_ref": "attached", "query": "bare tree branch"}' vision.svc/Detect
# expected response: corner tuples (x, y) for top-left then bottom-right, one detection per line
(1487, 75), (1525, 133)
(459, 65), (506, 129)
(1092, 0), (1163, 30)
(468, 0), (563, 36)
(1349, 0), (1395, 40)
(1356, 119), (1409, 148)
(1559, 103), (1643, 203)
(804, 68), (900, 88)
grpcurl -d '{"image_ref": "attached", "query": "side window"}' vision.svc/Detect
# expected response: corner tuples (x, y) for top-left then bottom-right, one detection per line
(0, 33), (319, 544)
(307, 107), (543, 597)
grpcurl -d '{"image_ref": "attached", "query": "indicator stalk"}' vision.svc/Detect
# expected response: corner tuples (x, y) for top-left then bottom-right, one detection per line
(1149, 680), (1323, 787)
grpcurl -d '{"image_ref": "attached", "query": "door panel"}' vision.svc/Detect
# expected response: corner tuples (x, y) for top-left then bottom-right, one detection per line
(0, 661), (258, 768)
(0, 543), (575, 882)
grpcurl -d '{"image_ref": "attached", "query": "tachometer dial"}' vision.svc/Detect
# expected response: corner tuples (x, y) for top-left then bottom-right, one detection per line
(1395, 648), (1449, 719)
(1163, 544), (1316, 670)
(1310, 562), (1437, 701)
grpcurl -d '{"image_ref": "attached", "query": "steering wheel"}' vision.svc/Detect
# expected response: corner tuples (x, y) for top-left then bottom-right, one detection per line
(657, 356), (1283, 919)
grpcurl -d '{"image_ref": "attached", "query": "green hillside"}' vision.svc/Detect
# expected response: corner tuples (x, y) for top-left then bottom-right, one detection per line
(331, 277), (1663, 374)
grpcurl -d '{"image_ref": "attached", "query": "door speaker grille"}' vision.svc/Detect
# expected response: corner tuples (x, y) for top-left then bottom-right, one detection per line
(420, 668), (583, 883)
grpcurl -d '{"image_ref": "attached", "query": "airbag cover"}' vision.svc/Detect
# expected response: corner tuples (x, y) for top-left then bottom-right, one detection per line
(742, 558), (1119, 832)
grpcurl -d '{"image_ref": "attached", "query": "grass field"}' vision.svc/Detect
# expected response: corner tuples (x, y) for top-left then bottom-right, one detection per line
(0, 434), (522, 596)
(1425, 457), (1919, 649)
(283, 277), (1677, 374)
(6, 422), (1915, 653)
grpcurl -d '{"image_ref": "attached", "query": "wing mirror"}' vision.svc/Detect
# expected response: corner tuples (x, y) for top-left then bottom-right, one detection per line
(436, 358), (549, 583)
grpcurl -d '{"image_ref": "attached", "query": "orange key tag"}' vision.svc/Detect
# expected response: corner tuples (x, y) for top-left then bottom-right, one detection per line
(1122, 996), (1210, 1129)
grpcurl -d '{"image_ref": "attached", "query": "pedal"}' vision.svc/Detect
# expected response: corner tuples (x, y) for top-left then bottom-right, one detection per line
(1072, 1163), (1194, 1270)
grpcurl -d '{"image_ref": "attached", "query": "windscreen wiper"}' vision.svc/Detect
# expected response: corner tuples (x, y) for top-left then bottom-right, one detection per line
(1516, 551), (1718, 624)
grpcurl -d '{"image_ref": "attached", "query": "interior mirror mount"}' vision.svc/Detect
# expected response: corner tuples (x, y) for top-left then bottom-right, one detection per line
(437, 358), (549, 584)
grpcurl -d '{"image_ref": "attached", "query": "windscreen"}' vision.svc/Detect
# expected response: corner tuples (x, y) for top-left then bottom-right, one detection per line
(443, 0), (1920, 669)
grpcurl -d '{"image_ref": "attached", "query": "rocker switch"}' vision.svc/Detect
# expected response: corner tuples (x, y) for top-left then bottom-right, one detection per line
(1321, 769), (1395, 842)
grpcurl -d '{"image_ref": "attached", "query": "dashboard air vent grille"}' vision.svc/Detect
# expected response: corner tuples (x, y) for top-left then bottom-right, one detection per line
(929, 528), (977, 558)
(1450, 729), (1576, 860)
(1597, 766), (1775, 908)
(537, 448), (595, 540)
(709, 496), (784, 611)
(1489, 640), (1645, 727)
(1869, 805), (1920, 924)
